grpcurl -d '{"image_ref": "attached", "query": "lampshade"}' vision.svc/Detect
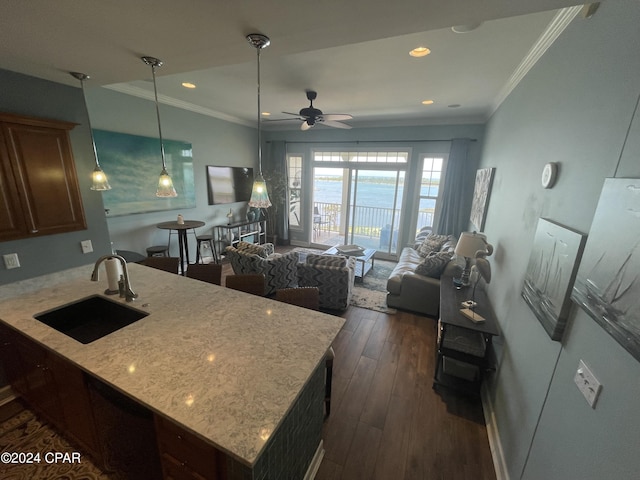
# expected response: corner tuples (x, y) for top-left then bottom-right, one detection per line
(246, 33), (271, 208)
(455, 232), (491, 258)
(142, 56), (177, 198)
(249, 173), (272, 208)
(70, 72), (111, 191)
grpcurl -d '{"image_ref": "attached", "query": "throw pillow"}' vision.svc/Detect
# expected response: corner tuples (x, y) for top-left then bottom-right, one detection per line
(417, 233), (450, 258)
(306, 253), (347, 268)
(413, 227), (433, 249)
(415, 251), (453, 278)
(236, 241), (268, 258)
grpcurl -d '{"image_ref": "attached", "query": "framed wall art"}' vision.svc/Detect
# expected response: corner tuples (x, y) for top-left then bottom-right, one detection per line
(522, 218), (586, 340)
(470, 167), (495, 231)
(571, 178), (640, 361)
(93, 129), (196, 216)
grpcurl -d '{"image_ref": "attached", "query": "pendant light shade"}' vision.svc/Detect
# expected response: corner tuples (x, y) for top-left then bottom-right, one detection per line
(142, 56), (177, 198)
(70, 72), (111, 191)
(247, 33), (271, 208)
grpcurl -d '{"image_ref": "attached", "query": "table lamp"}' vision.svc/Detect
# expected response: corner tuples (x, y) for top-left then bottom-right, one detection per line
(454, 232), (493, 286)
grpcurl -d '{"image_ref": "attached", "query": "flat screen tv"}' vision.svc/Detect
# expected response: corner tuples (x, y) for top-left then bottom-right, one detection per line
(206, 166), (254, 205)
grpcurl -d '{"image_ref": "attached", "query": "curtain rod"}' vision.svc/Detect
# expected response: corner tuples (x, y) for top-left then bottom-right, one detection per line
(267, 138), (477, 144)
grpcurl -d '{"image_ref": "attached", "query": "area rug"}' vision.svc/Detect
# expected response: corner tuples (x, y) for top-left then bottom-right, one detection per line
(291, 248), (397, 314)
(0, 407), (112, 479)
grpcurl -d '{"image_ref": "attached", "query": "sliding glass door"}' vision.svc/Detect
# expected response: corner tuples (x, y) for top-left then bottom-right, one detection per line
(312, 162), (405, 257)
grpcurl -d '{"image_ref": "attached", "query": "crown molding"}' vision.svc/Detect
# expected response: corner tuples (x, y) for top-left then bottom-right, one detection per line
(489, 5), (582, 118)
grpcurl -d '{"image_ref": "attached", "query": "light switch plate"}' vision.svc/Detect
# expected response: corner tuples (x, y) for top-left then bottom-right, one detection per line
(3, 253), (20, 269)
(80, 240), (93, 254)
(574, 359), (602, 408)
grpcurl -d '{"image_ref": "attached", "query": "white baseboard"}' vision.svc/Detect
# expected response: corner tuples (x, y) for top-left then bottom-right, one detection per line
(481, 385), (509, 480)
(304, 440), (325, 480)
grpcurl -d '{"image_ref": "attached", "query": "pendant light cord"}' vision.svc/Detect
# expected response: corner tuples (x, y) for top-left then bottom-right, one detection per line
(257, 46), (263, 176)
(150, 62), (167, 171)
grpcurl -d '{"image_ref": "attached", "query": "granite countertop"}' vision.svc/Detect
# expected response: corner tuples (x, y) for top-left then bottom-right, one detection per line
(0, 263), (345, 466)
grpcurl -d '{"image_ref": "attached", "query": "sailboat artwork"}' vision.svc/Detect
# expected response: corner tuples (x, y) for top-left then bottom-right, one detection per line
(571, 178), (640, 361)
(522, 218), (586, 340)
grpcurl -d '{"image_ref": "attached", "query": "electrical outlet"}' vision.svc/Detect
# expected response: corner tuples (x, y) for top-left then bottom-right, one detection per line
(574, 359), (602, 408)
(80, 240), (93, 254)
(3, 253), (20, 269)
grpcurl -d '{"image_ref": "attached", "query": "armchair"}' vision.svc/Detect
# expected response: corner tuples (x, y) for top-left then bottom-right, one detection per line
(297, 253), (356, 310)
(225, 242), (298, 296)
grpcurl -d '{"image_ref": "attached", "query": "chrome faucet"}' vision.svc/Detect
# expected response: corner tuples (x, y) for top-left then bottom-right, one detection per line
(91, 254), (138, 302)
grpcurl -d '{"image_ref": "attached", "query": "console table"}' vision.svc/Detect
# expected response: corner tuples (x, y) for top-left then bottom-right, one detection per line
(433, 276), (500, 396)
(214, 219), (266, 260)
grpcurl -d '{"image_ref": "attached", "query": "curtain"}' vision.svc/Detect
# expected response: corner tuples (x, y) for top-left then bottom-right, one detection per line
(263, 140), (289, 244)
(435, 138), (474, 237)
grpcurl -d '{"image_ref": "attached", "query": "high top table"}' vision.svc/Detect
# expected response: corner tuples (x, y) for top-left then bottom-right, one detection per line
(156, 220), (204, 275)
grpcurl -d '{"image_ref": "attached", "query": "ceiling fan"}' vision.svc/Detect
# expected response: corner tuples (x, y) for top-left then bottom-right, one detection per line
(281, 90), (353, 130)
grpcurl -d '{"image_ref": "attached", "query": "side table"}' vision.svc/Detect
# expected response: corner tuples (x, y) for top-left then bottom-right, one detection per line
(433, 275), (500, 396)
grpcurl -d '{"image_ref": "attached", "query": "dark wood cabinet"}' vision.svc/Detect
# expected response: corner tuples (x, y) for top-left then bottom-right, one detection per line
(155, 414), (226, 480)
(0, 112), (86, 241)
(0, 323), (101, 464)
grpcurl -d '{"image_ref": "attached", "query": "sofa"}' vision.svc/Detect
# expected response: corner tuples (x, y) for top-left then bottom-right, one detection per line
(386, 229), (462, 317)
(297, 253), (356, 311)
(225, 242), (298, 296)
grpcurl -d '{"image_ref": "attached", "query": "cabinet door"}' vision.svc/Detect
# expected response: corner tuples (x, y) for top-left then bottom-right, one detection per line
(0, 117), (86, 240)
(0, 132), (29, 239)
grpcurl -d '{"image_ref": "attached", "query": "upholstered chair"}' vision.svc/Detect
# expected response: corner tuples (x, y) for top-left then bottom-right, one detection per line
(224, 242), (298, 296)
(296, 253), (356, 310)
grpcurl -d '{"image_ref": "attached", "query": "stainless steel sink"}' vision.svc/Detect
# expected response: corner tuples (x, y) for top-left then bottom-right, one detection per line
(34, 295), (148, 344)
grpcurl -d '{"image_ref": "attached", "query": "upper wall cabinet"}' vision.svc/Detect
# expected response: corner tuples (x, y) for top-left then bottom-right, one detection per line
(0, 113), (86, 242)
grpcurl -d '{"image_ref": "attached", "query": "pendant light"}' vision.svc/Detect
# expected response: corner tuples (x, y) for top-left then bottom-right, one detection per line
(142, 56), (177, 197)
(70, 72), (111, 191)
(246, 33), (272, 208)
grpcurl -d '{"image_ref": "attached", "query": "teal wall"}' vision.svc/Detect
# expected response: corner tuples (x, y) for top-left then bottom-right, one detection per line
(0, 69), (112, 285)
(479, 1), (640, 478)
(85, 87), (256, 257)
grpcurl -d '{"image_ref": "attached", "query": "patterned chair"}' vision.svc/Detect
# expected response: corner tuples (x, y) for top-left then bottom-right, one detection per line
(296, 253), (356, 311)
(224, 242), (298, 296)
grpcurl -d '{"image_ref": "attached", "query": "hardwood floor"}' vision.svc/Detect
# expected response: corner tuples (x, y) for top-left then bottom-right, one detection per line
(315, 306), (497, 480)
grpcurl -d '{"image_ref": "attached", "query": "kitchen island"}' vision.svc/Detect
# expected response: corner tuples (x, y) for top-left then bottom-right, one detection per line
(0, 263), (345, 479)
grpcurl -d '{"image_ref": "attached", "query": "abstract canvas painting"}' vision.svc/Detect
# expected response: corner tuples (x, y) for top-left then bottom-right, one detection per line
(571, 178), (640, 361)
(522, 218), (586, 340)
(470, 168), (495, 231)
(93, 129), (196, 216)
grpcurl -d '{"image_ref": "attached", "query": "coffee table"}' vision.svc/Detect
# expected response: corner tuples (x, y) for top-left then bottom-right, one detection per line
(323, 246), (376, 282)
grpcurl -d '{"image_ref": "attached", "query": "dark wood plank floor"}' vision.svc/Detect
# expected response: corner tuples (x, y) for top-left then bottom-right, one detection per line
(315, 306), (497, 480)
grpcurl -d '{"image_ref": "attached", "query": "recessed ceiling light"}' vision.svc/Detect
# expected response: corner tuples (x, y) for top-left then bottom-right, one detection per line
(181, 82), (196, 89)
(421, 100), (434, 105)
(451, 23), (482, 33)
(261, 112), (271, 116)
(409, 47), (431, 58)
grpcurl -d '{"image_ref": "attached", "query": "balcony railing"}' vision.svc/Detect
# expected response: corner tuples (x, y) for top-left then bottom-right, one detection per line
(313, 202), (434, 250)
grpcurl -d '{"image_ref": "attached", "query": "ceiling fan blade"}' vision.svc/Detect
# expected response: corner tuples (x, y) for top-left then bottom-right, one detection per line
(300, 120), (313, 131)
(321, 114), (353, 121)
(282, 111), (305, 118)
(322, 120), (352, 129)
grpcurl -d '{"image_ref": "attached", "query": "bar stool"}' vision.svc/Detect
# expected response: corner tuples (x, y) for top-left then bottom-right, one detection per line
(195, 235), (216, 264)
(146, 245), (169, 257)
